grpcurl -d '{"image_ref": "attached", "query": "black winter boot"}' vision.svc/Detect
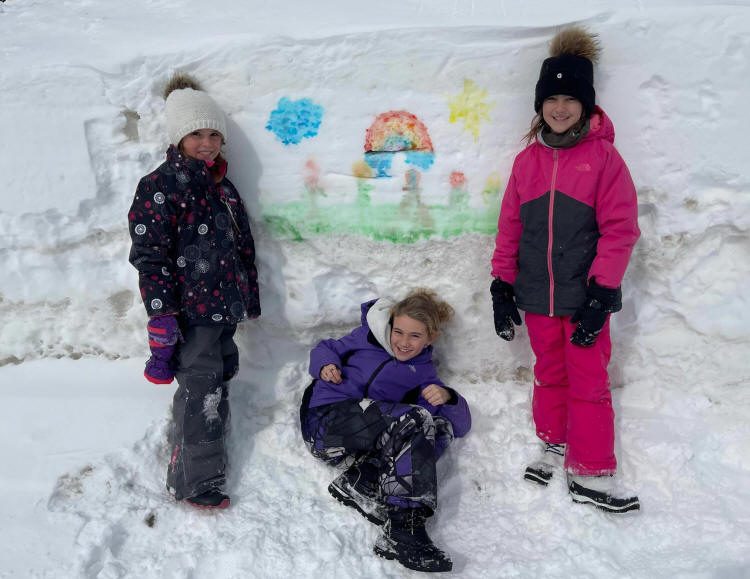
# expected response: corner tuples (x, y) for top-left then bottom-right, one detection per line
(328, 461), (387, 526)
(524, 442), (566, 486)
(567, 474), (640, 514)
(185, 489), (230, 510)
(374, 507), (452, 573)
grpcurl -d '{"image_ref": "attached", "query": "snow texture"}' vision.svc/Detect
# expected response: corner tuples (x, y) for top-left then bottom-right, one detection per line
(1, 0), (749, 577)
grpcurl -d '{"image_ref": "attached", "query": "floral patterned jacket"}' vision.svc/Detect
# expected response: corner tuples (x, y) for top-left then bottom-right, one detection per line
(128, 146), (260, 324)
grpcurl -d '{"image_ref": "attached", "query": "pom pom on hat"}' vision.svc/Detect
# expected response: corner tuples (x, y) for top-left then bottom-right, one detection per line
(164, 73), (227, 146)
(534, 27), (601, 116)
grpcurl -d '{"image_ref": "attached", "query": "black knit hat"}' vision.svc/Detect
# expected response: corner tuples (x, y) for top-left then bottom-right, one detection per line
(534, 54), (595, 115)
(534, 28), (600, 117)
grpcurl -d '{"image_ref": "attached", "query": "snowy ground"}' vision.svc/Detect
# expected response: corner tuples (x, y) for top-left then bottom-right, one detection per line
(5, 352), (750, 578)
(2, 0), (750, 577)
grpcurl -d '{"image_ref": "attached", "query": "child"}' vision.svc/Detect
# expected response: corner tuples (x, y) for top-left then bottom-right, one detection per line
(490, 28), (640, 513)
(128, 73), (260, 509)
(300, 288), (471, 573)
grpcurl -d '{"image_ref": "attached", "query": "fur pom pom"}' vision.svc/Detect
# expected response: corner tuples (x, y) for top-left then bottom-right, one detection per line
(163, 73), (203, 100)
(549, 27), (601, 63)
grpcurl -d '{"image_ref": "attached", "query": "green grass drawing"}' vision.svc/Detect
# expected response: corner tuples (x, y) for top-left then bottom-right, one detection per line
(261, 196), (499, 243)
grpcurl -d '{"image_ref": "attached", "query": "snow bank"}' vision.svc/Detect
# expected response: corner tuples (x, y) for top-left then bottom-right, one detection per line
(1, 0), (749, 577)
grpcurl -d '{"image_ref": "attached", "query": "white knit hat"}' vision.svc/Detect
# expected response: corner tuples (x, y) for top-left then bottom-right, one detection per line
(164, 74), (227, 146)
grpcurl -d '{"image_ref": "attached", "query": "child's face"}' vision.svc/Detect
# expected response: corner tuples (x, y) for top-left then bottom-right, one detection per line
(542, 95), (584, 134)
(390, 315), (433, 362)
(180, 129), (223, 162)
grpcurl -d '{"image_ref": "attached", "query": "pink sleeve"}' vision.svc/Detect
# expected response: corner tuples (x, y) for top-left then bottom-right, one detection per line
(588, 148), (640, 288)
(491, 168), (522, 283)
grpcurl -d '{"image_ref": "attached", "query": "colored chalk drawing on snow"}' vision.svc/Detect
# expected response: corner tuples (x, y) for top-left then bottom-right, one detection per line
(303, 158), (326, 217)
(481, 172), (503, 206)
(363, 111), (435, 177)
(266, 97), (324, 145)
(262, 168), (499, 244)
(449, 171), (469, 209)
(364, 110), (433, 152)
(352, 160), (373, 207)
(261, 110), (498, 243)
(448, 79), (493, 140)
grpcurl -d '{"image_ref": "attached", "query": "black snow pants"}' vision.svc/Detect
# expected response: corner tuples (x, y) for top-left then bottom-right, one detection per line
(166, 325), (239, 500)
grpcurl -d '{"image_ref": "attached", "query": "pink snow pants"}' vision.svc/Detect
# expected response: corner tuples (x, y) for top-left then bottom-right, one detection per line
(525, 312), (616, 476)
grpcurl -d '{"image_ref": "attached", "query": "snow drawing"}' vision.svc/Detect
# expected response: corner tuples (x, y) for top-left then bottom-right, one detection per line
(266, 97), (324, 145)
(448, 79), (493, 140)
(363, 110), (435, 177)
(262, 109), (496, 242)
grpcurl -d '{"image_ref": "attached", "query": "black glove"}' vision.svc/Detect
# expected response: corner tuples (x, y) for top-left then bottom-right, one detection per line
(570, 279), (622, 347)
(490, 278), (522, 341)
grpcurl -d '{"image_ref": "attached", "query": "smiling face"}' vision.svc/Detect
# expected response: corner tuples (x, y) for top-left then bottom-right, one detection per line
(179, 129), (223, 162)
(542, 95), (584, 134)
(390, 315), (434, 362)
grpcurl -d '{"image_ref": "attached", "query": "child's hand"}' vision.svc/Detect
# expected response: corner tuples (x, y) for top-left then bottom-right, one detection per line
(421, 384), (450, 406)
(320, 363), (342, 384)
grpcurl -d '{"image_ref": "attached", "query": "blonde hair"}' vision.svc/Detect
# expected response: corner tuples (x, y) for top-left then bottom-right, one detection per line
(390, 288), (454, 339)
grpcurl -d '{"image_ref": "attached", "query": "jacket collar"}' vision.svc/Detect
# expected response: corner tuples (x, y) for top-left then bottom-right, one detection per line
(165, 145), (227, 184)
(536, 106), (616, 149)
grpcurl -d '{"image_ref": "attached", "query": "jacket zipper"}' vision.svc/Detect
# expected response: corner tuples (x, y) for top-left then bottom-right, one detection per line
(222, 198), (241, 237)
(547, 149), (559, 316)
(219, 194), (248, 315)
(363, 358), (391, 399)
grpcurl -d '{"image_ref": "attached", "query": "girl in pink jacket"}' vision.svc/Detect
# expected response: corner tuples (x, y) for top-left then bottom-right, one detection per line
(490, 27), (640, 513)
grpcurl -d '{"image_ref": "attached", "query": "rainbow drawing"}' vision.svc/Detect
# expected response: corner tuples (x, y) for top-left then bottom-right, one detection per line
(363, 111), (435, 177)
(364, 110), (433, 153)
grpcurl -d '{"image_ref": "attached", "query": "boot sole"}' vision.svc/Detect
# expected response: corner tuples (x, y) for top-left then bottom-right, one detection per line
(524, 467), (552, 486)
(328, 482), (386, 526)
(569, 482), (640, 514)
(374, 544), (453, 573)
(184, 497), (230, 510)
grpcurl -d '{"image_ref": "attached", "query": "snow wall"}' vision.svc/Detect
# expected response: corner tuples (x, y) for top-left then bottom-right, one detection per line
(1, 5), (748, 397)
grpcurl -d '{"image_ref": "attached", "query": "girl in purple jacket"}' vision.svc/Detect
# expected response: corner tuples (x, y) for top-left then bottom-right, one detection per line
(490, 28), (640, 513)
(300, 288), (471, 573)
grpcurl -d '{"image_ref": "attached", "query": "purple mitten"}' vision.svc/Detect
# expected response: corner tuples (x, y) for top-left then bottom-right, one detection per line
(144, 315), (180, 384)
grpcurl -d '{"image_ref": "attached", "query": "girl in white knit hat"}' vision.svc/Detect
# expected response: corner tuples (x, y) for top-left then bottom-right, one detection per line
(128, 73), (261, 509)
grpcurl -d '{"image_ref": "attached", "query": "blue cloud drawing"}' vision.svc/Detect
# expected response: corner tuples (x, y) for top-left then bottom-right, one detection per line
(266, 97), (324, 145)
(363, 151), (435, 178)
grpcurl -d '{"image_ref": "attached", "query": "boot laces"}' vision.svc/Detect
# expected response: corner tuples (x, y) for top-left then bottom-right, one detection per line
(545, 443), (565, 458)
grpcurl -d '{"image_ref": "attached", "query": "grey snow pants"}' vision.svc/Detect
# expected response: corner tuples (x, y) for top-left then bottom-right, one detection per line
(166, 324), (239, 500)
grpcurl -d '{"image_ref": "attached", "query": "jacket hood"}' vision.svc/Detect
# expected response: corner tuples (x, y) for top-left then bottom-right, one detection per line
(584, 106), (615, 144)
(362, 297), (395, 356)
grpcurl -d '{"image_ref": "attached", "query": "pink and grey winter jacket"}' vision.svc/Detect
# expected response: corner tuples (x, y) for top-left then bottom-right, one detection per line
(491, 107), (640, 316)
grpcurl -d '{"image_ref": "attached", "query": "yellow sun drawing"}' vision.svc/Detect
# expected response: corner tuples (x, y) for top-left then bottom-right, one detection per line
(448, 79), (493, 140)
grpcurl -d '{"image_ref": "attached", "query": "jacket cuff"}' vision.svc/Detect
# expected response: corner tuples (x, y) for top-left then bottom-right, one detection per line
(443, 387), (459, 405)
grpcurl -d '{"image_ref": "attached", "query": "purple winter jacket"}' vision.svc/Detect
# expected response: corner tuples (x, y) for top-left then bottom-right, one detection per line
(307, 299), (471, 438)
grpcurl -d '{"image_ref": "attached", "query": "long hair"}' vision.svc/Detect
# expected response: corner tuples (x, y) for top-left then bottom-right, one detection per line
(523, 114), (546, 146)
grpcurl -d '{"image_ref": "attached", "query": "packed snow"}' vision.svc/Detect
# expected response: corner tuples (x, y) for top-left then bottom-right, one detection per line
(1, 0), (749, 577)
